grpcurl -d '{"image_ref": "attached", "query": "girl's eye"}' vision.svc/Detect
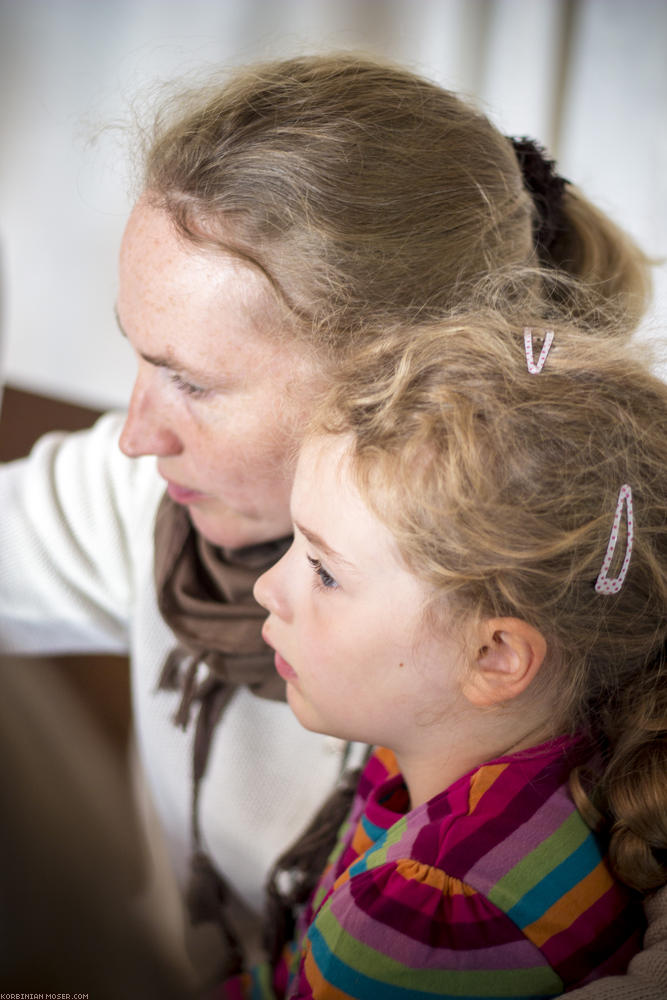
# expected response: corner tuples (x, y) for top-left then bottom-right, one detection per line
(307, 554), (339, 590)
(169, 372), (208, 398)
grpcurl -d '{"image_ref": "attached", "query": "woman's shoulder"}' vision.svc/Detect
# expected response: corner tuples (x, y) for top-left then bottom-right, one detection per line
(4, 410), (165, 533)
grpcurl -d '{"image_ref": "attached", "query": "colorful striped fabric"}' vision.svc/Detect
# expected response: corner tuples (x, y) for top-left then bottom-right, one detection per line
(219, 737), (643, 999)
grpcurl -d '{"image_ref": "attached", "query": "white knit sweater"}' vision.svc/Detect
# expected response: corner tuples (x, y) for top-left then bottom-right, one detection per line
(0, 412), (348, 917)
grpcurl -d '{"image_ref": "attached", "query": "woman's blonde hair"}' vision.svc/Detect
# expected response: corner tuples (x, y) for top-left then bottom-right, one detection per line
(314, 305), (667, 893)
(141, 53), (651, 351)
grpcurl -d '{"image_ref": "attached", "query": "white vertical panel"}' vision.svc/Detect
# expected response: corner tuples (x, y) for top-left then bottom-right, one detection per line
(0, 0), (664, 406)
(557, 0), (667, 344)
(0, 0), (490, 408)
(478, 0), (566, 147)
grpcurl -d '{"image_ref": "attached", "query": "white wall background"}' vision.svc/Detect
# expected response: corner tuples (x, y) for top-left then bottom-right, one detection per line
(1, 0), (665, 409)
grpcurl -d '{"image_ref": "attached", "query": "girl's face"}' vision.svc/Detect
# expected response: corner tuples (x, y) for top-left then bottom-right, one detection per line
(254, 435), (467, 751)
(116, 199), (317, 549)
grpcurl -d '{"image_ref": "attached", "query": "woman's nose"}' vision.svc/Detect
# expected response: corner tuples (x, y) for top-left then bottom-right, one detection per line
(118, 373), (182, 459)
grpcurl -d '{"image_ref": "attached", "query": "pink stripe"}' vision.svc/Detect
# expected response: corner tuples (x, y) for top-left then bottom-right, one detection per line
(441, 756), (558, 856)
(465, 787), (576, 892)
(327, 879), (543, 970)
(575, 929), (643, 986)
(217, 977), (245, 1000)
(540, 886), (628, 965)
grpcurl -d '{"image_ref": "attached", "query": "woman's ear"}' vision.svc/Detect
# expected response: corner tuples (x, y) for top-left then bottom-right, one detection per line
(462, 618), (547, 707)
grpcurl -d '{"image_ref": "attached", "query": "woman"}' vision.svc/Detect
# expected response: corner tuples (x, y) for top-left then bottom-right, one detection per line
(0, 54), (659, 988)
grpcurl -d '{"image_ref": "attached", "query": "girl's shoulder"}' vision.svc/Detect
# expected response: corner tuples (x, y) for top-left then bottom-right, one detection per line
(301, 740), (643, 996)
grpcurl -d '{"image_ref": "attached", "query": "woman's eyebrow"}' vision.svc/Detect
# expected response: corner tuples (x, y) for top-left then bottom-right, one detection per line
(294, 522), (356, 570)
(113, 306), (211, 381)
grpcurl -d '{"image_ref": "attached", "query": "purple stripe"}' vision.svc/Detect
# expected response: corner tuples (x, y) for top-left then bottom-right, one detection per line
(574, 928), (644, 988)
(343, 864), (527, 951)
(550, 895), (644, 984)
(381, 806), (446, 867)
(537, 884), (621, 966)
(438, 758), (573, 875)
(328, 878), (545, 970)
(465, 787), (577, 893)
(363, 752), (393, 788)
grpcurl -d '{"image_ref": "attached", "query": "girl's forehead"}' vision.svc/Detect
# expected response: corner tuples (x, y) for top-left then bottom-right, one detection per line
(293, 435), (353, 502)
(292, 435), (407, 575)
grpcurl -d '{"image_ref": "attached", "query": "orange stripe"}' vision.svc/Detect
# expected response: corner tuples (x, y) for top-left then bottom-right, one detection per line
(523, 860), (615, 948)
(303, 938), (357, 1000)
(332, 866), (352, 891)
(468, 763), (509, 814)
(350, 823), (374, 857)
(393, 857), (478, 896)
(375, 745), (401, 776)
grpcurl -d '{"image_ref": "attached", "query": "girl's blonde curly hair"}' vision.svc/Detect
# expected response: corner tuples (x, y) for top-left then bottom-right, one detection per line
(313, 306), (667, 893)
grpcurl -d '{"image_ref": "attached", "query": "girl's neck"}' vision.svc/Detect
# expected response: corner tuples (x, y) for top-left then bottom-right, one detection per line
(396, 717), (554, 810)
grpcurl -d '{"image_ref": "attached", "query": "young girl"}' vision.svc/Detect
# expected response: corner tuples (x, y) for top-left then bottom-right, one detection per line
(244, 310), (667, 997)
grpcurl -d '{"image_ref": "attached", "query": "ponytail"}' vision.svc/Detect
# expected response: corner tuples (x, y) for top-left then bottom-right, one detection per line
(509, 137), (652, 332)
(548, 187), (652, 331)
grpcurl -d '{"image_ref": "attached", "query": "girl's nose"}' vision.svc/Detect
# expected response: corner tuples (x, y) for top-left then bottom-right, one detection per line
(254, 551), (292, 621)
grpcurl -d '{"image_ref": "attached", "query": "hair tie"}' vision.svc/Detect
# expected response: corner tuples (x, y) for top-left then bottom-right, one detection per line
(509, 136), (568, 265)
(595, 485), (634, 595)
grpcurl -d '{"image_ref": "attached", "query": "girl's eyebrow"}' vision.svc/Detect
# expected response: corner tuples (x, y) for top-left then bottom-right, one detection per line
(294, 522), (356, 570)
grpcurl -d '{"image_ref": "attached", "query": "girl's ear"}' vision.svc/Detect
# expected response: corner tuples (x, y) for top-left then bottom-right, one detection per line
(462, 618), (547, 707)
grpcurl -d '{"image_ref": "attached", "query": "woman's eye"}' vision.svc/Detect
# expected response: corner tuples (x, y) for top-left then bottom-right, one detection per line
(169, 372), (208, 397)
(307, 554), (339, 590)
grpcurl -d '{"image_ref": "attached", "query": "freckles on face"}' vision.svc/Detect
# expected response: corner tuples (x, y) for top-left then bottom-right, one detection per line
(116, 198), (319, 549)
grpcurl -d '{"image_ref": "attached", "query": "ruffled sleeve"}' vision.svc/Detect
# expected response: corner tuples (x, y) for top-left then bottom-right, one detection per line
(287, 858), (564, 1000)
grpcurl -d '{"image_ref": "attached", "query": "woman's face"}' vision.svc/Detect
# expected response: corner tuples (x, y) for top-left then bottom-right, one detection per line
(116, 199), (318, 549)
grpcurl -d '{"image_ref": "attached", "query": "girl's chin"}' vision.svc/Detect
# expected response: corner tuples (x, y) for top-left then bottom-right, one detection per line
(285, 687), (339, 740)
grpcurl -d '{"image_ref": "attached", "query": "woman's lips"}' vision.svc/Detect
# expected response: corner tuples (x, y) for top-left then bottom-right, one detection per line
(166, 480), (207, 504)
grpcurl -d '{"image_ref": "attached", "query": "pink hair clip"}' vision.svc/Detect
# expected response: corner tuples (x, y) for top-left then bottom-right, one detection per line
(524, 328), (554, 374)
(595, 485), (634, 595)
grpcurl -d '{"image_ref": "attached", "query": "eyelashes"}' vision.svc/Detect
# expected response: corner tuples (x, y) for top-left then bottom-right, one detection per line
(168, 372), (209, 398)
(307, 554), (339, 590)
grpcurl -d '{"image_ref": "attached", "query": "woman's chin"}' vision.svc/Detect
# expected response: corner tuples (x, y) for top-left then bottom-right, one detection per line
(188, 502), (288, 551)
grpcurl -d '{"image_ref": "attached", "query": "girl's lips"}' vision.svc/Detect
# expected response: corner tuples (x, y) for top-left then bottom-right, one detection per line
(262, 627), (298, 681)
(166, 480), (207, 504)
(274, 650), (298, 681)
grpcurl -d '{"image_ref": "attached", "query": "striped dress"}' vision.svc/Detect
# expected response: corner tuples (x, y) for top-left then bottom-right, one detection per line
(221, 736), (643, 999)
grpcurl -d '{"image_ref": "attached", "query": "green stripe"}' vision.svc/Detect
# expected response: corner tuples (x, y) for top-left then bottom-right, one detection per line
(312, 903), (563, 997)
(312, 817), (355, 910)
(351, 814), (409, 874)
(488, 810), (589, 912)
(250, 960), (276, 1000)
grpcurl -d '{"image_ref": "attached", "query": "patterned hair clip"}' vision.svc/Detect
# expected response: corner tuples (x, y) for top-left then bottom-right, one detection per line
(595, 485), (634, 595)
(524, 328), (554, 374)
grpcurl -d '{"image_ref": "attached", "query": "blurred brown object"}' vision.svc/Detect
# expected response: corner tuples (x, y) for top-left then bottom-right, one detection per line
(0, 386), (203, 995)
(0, 655), (196, 998)
(0, 383), (131, 751)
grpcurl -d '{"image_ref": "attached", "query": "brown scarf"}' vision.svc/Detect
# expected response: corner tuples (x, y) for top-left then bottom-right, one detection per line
(153, 494), (365, 982)
(153, 493), (290, 977)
